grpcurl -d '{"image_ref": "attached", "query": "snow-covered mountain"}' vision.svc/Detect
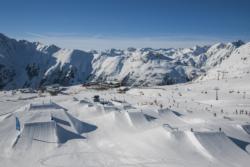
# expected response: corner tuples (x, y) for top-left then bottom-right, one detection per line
(198, 42), (250, 81)
(0, 33), (93, 89)
(0, 33), (248, 89)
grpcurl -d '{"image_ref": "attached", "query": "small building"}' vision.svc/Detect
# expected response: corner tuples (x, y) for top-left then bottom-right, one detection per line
(117, 87), (130, 93)
(45, 84), (61, 96)
(93, 95), (100, 102)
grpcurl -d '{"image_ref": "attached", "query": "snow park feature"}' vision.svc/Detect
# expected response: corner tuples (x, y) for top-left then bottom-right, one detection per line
(0, 33), (250, 167)
(10, 101), (97, 153)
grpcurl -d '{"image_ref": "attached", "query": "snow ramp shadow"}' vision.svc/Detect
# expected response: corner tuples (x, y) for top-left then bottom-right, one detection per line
(242, 124), (250, 135)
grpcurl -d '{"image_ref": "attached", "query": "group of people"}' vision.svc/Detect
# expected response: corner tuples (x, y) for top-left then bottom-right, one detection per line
(235, 109), (249, 115)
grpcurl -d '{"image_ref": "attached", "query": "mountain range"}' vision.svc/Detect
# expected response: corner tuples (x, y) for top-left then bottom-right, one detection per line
(0, 33), (249, 90)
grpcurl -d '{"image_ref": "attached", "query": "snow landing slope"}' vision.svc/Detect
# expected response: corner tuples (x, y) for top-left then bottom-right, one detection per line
(0, 33), (248, 89)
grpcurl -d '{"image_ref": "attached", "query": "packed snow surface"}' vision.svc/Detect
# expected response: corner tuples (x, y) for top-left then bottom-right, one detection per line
(0, 75), (250, 167)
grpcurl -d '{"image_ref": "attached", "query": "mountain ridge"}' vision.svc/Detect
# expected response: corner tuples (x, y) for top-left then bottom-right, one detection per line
(0, 33), (247, 90)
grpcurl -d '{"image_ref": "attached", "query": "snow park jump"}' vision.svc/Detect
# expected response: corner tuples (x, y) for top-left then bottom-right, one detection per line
(11, 102), (97, 152)
(1, 2), (250, 166)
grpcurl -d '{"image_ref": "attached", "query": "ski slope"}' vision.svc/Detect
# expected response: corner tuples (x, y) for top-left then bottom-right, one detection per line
(0, 76), (250, 167)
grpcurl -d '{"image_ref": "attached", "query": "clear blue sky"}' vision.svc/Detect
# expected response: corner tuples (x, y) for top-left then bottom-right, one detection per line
(1, 0), (250, 50)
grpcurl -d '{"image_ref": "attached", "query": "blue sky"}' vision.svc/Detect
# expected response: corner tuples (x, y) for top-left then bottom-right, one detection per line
(1, 0), (250, 50)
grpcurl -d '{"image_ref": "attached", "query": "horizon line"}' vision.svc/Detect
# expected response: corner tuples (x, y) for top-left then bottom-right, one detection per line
(1, 32), (249, 51)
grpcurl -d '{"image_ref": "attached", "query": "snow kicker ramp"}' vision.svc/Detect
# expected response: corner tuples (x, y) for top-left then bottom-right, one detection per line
(112, 110), (150, 129)
(14, 115), (96, 150)
(158, 109), (186, 127)
(13, 121), (58, 150)
(114, 109), (184, 129)
(124, 128), (215, 166)
(219, 124), (250, 147)
(194, 132), (250, 166)
(113, 112), (135, 127)
(162, 130), (250, 166)
(168, 131), (214, 163)
(128, 110), (149, 128)
(13, 102), (97, 151)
